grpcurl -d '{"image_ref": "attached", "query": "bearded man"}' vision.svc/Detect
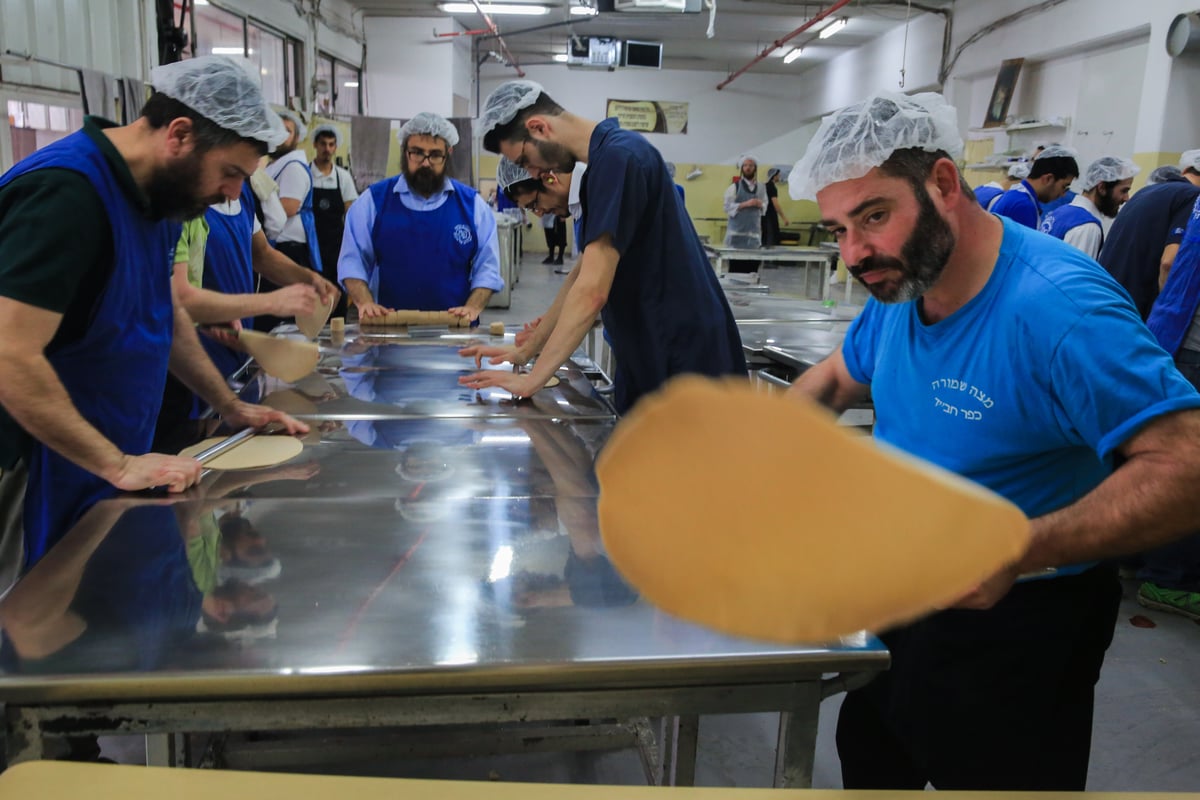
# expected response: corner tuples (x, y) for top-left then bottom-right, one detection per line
(337, 112), (502, 322)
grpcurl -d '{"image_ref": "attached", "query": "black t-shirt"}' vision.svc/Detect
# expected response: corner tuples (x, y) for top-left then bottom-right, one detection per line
(1098, 181), (1200, 320)
(0, 117), (151, 468)
(764, 180), (779, 223)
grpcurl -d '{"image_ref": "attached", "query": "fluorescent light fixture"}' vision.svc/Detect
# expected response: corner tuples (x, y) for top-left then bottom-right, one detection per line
(569, 4), (598, 14)
(343, 81), (359, 87)
(552, 53), (569, 62)
(194, 0), (208, 4)
(439, 2), (550, 14)
(783, 47), (803, 64)
(211, 46), (246, 55)
(818, 17), (847, 39)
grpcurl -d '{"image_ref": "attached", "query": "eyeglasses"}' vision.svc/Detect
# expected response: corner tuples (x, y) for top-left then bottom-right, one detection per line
(406, 148), (447, 165)
(522, 186), (547, 216)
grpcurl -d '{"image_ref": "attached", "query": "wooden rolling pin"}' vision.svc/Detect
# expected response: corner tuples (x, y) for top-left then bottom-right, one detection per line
(360, 310), (472, 328)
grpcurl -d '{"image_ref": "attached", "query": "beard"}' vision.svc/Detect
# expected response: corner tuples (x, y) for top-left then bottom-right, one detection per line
(848, 183), (955, 304)
(1094, 186), (1121, 218)
(533, 139), (575, 173)
(402, 159), (446, 198)
(145, 153), (219, 222)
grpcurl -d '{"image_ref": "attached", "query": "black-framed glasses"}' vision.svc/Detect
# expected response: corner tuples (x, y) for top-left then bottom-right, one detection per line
(406, 148), (447, 165)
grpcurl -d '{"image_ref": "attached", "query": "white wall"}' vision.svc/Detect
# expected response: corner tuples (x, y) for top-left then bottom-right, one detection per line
(478, 63), (810, 165)
(365, 17), (458, 119)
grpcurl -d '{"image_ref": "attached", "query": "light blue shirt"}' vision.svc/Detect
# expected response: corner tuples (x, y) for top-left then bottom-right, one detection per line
(338, 174), (503, 298)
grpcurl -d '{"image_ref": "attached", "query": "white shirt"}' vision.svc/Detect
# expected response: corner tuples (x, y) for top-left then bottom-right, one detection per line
(310, 163), (360, 204)
(266, 150), (312, 244)
(567, 162), (587, 220)
(1061, 195), (1106, 260)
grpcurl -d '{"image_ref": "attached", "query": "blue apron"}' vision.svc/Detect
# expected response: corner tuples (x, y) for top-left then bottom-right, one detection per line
(200, 185), (258, 379)
(974, 185), (1003, 210)
(1147, 196), (1200, 356)
(368, 176), (478, 310)
(273, 158), (324, 274)
(1039, 203), (1102, 246)
(0, 129), (179, 566)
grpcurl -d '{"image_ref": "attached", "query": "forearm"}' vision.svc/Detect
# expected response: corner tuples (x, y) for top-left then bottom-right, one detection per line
(525, 280), (604, 385)
(786, 350), (868, 414)
(179, 283), (276, 324)
(463, 287), (493, 315)
(524, 266), (582, 355)
(1023, 439), (1200, 571)
(345, 278), (376, 308)
(167, 305), (238, 413)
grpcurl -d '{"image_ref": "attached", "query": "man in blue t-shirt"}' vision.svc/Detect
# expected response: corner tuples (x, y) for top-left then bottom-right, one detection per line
(460, 80), (745, 414)
(786, 90), (1200, 792)
(990, 145), (1078, 229)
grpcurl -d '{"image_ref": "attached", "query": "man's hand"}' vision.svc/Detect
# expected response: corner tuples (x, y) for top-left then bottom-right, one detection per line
(356, 301), (392, 319)
(459, 370), (543, 399)
(268, 283), (319, 317)
(457, 344), (530, 370)
(311, 274), (341, 307)
(948, 561), (1022, 610)
(214, 399), (311, 435)
(515, 317), (543, 348)
(448, 305), (482, 323)
(107, 453), (203, 493)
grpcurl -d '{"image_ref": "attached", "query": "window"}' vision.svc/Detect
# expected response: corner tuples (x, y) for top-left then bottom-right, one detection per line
(314, 55), (334, 116)
(248, 23), (287, 107)
(7, 99), (83, 165)
(185, 4), (302, 106)
(334, 61), (361, 116)
(192, 3), (245, 58)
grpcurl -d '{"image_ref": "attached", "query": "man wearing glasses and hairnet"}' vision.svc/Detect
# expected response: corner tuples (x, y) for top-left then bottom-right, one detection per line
(0, 56), (308, 590)
(787, 90), (1200, 792)
(337, 112), (503, 323)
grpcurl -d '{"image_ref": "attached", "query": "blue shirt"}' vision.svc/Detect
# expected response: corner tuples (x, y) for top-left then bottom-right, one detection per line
(579, 118), (746, 413)
(338, 174), (503, 297)
(842, 218), (1200, 565)
(989, 180), (1041, 229)
(1098, 181), (1200, 320)
(1041, 189), (1076, 214)
(974, 184), (1003, 211)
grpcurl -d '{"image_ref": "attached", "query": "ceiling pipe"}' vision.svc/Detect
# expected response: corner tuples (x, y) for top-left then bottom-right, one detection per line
(716, 0), (853, 90)
(464, 0), (526, 76)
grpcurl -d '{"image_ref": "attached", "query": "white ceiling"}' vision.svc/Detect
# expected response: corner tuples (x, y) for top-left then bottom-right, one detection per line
(346, 1), (956, 77)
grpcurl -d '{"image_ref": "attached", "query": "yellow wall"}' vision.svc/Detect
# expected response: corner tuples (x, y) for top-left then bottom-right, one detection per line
(1131, 151), (1180, 191)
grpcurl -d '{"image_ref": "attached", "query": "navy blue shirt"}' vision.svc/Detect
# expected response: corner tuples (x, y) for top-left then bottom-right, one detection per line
(579, 118), (746, 413)
(1098, 181), (1200, 320)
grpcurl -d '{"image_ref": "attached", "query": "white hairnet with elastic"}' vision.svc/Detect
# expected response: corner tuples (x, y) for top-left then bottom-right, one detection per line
(311, 123), (341, 148)
(149, 55), (289, 149)
(1080, 156), (1139, 191)
(1149, 165), (1184, 184)
(1007, 161), (1030, 179)
(497, 157), (535, 193)
(1179, 149), (1200, 172)
(788, 91), (962, 201)
(1034, 145), (1077, 161)
(738, 153), (758, 168)
(478, 80), (545, 145)
(275, 108), (307, 142)
(399, 112), (459, 147)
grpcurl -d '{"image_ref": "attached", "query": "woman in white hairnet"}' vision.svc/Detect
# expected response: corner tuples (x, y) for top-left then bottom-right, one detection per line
(1040, 156), (1139, 259)
(786, 90), (1200, 792)
(0, 56), (308, 592)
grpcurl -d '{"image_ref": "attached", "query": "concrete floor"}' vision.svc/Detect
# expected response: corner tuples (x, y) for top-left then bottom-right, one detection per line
(91, 254), (1200, 789)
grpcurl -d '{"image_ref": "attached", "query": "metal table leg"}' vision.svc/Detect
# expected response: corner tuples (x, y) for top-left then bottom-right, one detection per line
(773, 680), (822, 788)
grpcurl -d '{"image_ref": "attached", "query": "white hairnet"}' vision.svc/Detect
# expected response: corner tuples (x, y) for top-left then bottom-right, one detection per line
(497, 157), (535, 193)
(1179, 149), (1200, 172)
(1034, 145), (1077, 161)
(1150, 165), (1184, 184)
(738, 153), (758, 168)
(788, 91), (962, 202)
(1007, 161), (1030, 179)
(311, 123), (341, 148)
(399, 112), (459, 147)
(276, 108), (306, 141)
(149, 55), (289, 149)
(1080, 156), (1139, 191)
(478, 80), (545, 147)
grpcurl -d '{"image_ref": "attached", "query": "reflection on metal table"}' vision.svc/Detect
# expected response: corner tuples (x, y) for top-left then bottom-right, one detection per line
(0, 323), (888, 788)
(704, 245), (840, 301)
(725, 291), (861, 323)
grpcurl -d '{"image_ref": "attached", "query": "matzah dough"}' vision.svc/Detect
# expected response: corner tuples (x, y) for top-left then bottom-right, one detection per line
(296, 293), (334, 339)
(595, 376), (1031, 643)
(180, 436), (304, 470)
(544, 376), (560, 388)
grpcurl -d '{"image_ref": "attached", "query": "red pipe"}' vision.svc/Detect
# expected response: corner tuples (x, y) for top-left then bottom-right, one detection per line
(716, 0), (853, 90)
(468, 0), (526, 77)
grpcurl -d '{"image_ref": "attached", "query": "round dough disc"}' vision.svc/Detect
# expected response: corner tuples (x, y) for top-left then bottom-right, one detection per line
(544, 376), (561, 388)
(596, 376), (1031, 644)
(180, 436), (305, 470)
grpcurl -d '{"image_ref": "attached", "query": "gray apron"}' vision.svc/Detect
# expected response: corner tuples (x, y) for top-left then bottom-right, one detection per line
(726, 178), (762, 249)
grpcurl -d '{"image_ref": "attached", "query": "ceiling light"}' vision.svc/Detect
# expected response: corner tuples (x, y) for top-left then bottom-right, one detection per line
(211, 46), (246, 55)
(553, 53), (569, 62)
(783, 47), (803, 64)
(817, 17), (848, 39)
(438, 2), (550, 15)
(569, 4), (598, 14)
(194, 0), (208, 4)
(343, 81), (359, 87)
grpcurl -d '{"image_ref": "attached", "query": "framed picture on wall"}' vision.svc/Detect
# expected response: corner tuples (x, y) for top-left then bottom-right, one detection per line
(983, 58), (1024, 128)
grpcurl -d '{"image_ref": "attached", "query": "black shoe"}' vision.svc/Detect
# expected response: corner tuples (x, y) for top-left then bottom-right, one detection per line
(553, 256), (564, 265)
(541, 256), (554, 264)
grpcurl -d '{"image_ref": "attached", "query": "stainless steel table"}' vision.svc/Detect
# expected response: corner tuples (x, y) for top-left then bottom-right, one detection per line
(704, 245), (840, 301)
(0, 327), (888, 787)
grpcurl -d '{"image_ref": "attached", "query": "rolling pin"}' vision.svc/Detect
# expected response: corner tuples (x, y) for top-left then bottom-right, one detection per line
(360, 310), (472, 328)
